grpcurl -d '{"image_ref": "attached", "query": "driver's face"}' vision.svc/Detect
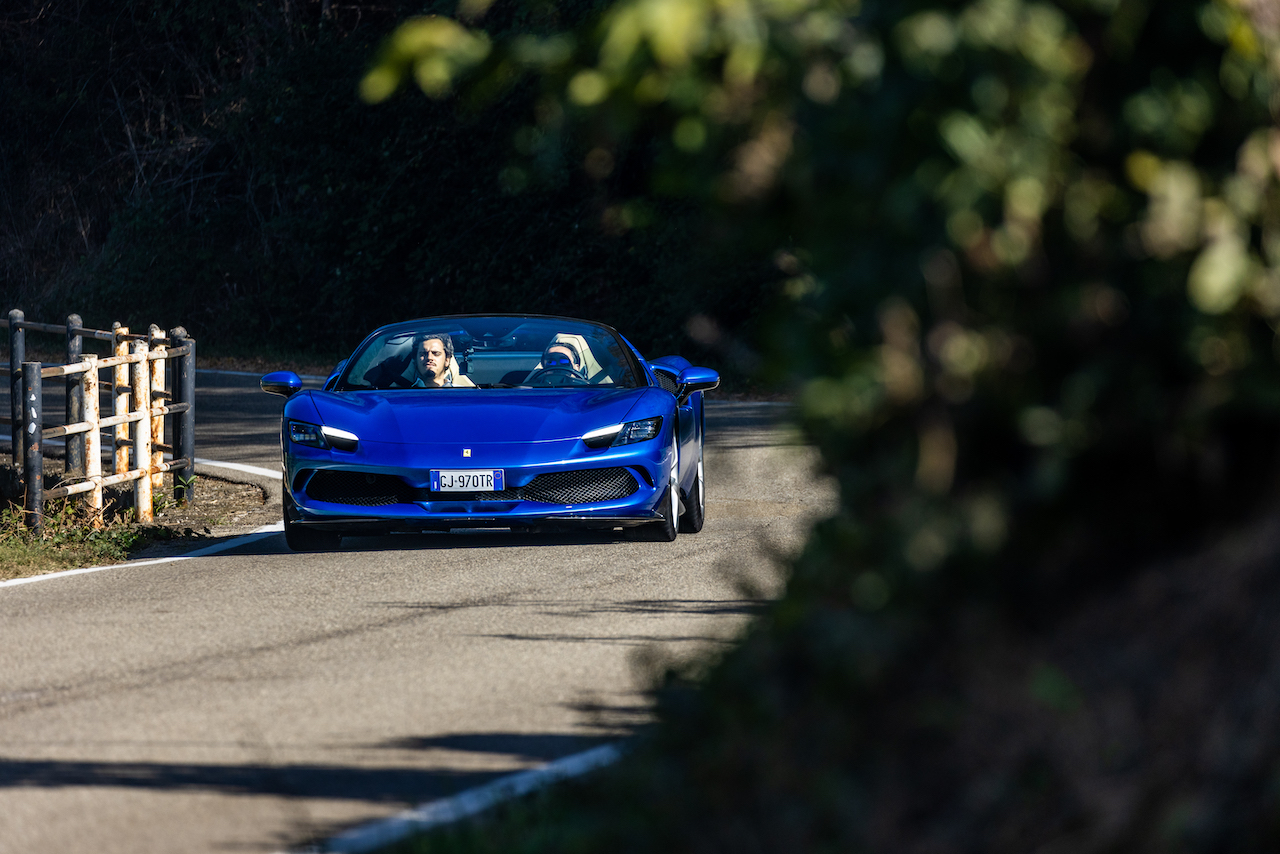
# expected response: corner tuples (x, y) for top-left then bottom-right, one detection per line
(417, 339), (447, 380)
(546, 346), (579, 370)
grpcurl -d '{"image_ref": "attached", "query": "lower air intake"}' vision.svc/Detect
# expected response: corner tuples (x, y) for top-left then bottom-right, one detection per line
(306, 470), (411, 506)
(523, 468), (639, 504)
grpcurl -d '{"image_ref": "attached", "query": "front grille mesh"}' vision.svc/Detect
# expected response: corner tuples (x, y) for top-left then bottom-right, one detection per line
(464, 488), (523, 501)
(306, 470), (412, 506)
(306, 467), (640, 507)
(441, 467), (639, 505)
(523, 468), (638, 504)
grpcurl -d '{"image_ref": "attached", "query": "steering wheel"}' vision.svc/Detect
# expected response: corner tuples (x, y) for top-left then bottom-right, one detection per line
(525, 365), (588, 387)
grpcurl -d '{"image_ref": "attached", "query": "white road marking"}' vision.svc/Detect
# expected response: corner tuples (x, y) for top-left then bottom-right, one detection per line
(193, 457), (282, 480)
(288, 742), (623, 854)
(0, 522), (285, 589)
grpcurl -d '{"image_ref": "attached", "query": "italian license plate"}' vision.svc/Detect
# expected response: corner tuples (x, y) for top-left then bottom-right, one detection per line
(431, 469), (504, 492)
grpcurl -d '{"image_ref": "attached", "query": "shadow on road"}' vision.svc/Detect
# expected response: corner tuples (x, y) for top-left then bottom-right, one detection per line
(342, 529), (634, 551)
(375, 597), (765, 617)
(205, 528), (670, 558)
(0, 731), (628, 803)
(373, 731), (623, 761)
(0, 756), (508, 801)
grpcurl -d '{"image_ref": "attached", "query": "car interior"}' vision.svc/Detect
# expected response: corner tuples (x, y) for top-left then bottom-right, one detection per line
(337, 319), (637, 390)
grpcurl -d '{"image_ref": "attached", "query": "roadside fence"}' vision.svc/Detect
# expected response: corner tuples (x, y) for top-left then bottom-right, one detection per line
(2, 310), (196, 534)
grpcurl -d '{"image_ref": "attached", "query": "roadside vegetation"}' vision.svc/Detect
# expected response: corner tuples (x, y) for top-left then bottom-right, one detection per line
(0, 499), (146, 581)
(362, 0), (1280, 851)
(0, 465), (266, 582)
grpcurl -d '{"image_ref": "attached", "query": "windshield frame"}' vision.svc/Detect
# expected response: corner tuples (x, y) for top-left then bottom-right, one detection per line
(332, 314), (645, 392)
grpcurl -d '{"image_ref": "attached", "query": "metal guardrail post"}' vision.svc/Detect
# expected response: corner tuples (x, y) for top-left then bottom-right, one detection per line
(22, 361), (42, 534)
(83, 355), (103, 525)
(131, 340), (152, 522)
(112, 324), (129, 476)
(170, 327), (195, 504)
(66, 313), (84, 476)
(9, 309), (24, 465)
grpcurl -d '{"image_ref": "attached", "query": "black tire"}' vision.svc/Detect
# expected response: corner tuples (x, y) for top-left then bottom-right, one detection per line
(634, 477), (679, 542)
(283, 486), (341, 552)
(678, 450), (705, 534)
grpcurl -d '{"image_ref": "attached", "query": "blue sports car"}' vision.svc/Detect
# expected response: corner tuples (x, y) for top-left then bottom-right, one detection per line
(261, 314), (720, 551)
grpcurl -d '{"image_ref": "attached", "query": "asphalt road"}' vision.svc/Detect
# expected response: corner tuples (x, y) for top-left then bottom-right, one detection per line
(0, 373), (833, 853)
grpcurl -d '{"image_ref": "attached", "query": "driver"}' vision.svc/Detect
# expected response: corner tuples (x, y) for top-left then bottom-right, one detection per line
(539, 340), (586, 380)
(411, 332), (475, 388)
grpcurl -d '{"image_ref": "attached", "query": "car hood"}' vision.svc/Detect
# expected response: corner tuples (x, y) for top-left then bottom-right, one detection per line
(304, 387), (647, 445)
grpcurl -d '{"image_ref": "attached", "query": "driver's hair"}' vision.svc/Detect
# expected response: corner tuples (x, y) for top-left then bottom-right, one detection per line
(543, 340), (582, 368)
(415, 332), (453, 362)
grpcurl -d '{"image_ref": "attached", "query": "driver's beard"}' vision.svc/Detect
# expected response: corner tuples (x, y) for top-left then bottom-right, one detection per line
(417, 364), (444, 386)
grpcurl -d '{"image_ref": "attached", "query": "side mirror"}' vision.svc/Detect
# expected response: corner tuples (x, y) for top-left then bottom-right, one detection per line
(261, 371), (303, 398)
(677, 366), (720, 404)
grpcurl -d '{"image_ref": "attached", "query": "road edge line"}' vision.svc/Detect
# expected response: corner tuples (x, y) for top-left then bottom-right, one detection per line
(194, 457), (283, 480)
(0, 522), (284, 589)
(301, 743), (623, 854)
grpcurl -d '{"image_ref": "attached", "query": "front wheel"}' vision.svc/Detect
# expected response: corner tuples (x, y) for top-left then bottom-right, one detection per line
(678, 452), (705, 534)
(632, 480), (678, 542)
(283, 486), (341, 552)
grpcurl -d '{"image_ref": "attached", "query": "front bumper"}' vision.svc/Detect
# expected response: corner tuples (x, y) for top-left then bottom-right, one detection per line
(283, 436), (671, 531)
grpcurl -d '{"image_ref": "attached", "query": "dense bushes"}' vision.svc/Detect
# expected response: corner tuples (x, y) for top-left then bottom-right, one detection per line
(370, 0), (1280, 849)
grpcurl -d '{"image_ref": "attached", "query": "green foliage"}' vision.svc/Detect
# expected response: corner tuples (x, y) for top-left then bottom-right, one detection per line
(0, 499), (145, 581)
(366, 0), (1280, 850)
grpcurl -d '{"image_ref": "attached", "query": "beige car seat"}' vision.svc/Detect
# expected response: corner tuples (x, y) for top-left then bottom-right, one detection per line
(446, 355), (476, 387)
(526, 332), (612, 384)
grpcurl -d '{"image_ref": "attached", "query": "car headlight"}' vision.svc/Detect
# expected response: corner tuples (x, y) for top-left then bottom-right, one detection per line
(288, 420), (359, 452)
(582, 416), (662, 449)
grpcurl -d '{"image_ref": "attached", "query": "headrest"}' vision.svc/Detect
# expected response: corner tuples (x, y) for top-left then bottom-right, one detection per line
(550, 333), (605, 380)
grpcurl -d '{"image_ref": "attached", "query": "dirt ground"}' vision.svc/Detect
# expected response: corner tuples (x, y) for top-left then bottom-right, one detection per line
(130, 475), (278, 559)
(1, 457), (277, 561)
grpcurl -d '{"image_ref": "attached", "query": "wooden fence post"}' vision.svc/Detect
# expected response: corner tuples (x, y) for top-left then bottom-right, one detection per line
(83, 355), (103, 526)
(131, 339), (152, 522)
(149, 325), (165, 492)
(112, 325), (129, 476)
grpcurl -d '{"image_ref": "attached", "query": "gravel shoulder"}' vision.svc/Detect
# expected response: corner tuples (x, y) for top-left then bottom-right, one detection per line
(128, 473), (278, 560)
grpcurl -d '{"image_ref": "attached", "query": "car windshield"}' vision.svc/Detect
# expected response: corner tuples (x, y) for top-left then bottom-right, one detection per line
(335, 316), (642, 391)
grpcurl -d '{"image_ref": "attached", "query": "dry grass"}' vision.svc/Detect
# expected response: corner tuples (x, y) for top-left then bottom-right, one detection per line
(0, 462), (269, 581)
